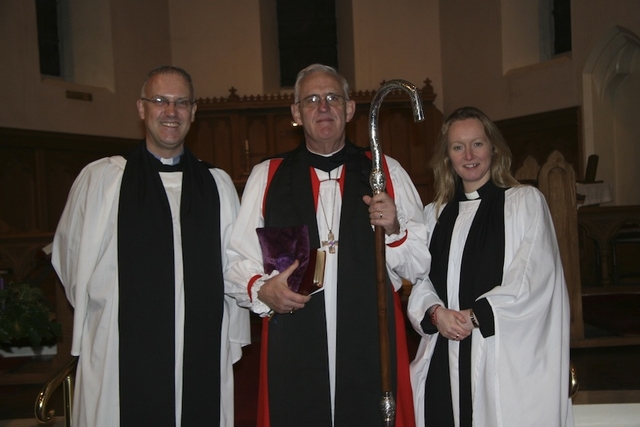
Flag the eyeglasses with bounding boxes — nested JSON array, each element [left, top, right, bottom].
[[140, 97, 194, 110], [296, 93, 346, 108]]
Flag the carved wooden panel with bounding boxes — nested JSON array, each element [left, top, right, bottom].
[[0, 128, 138, 236], [0, 148, 37, 232], [245, 115, 271, 168], [348, 110, 369, 148], [272, 114, 303, 155], [496, 107, 583, 180], [189, 80, 442, 204], [0, 127, 137, 386], [578, 205, 640, 288]]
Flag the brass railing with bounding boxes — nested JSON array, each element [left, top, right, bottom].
[[35, 356, 78, 426], [570, 361, 579, 398]]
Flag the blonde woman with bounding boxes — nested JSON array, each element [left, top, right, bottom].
[[408, 106, 574, 427]]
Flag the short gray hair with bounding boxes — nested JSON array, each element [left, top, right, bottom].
[[140, 65, 195, 101], [293, 64, 350, 102]]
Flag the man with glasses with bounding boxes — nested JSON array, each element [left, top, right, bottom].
[[52, 65, 250, 427], [225, 64, 429, 426]]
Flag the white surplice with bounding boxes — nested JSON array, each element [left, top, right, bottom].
[[52, 155, 250, 427], [225, 154, 429, 422], [407, 185, 575, 427]]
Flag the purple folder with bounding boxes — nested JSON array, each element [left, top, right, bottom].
[[256, 225, 324, 296]]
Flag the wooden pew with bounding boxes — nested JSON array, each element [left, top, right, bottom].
[[537, 150, 584, 341], [536, 151, 640, 347]]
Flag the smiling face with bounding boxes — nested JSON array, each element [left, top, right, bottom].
[[447, 118, 494, 192], [136, 72, 197, 158], [290, 71, 355, 154]]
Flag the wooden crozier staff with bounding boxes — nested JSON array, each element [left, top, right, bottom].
[[368, 80, 424, 427]]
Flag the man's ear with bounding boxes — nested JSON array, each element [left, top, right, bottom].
[[345, 99, 356, 122], [290, 104, 303, 126], [136, 99, 145, 120], [190, 103, 197, 122]]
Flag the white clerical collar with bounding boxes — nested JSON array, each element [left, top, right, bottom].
[[465, 190, 480, 200], [308, 145, 345, 157], [149, 149, 184, 166]]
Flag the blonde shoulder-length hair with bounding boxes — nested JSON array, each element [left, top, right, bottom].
[[430, 106, 520, 214]]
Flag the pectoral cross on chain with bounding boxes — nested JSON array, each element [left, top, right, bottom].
[[322, 232, 338, 254]]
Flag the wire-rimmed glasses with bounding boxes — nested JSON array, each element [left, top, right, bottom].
[[140, 97, 194, 110], [296, 93, 346, 108]]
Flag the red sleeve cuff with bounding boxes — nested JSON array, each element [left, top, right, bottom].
[[247, 275, 261, 302], [386, 230, 408, 248]]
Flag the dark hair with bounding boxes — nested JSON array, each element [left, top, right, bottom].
[[430, 106, 520, 211], [140, 65, 195, 101]]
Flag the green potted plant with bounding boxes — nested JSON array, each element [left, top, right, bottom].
[[0, 279, 62, 349]]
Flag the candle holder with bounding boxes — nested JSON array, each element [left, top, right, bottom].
[[244, 139, 251, 174]]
